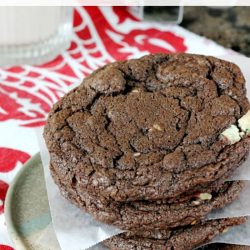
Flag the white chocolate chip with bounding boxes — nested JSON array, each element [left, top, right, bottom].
[[133, 152, 141, 157], [131, 88, 140, 93], [222, 227, 229, 234], [153, 124, 163, 131], [156, 231, 163, 239], [199, 193, 212, 200], [192, 200, 200, 206], [221, 125, 241, 145], [238, 110, 250, 134], [108, 110, 113, 118], [220, 109, 250, 145]]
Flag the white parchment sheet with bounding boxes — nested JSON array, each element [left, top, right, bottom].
[[37, 53, 250, 250]]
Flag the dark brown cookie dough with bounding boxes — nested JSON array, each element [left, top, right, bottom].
[[44, 53, 250, 203], [103, 217, 246, 250]]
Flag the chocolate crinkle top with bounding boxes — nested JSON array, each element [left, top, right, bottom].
[[44, 53, 250, 202]]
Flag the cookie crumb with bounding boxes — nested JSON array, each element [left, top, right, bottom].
[[131, 88, 140, 93], [92, 179, 98, 186], [107, 110, 114, 118], [153, 124, 163, 131], [191, 220, 197, 225], [133, 152, 141, 157], [192, 200, 201, 206]]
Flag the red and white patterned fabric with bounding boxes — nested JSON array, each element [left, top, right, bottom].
[[0, 6, 230, 249]]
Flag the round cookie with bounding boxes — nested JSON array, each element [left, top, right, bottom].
[[52, 161, 244, 231], [44, 53, 250, 202], [220, 245, 250, 250], [199, 244, 250, 250], [103, 217, 246, 250]]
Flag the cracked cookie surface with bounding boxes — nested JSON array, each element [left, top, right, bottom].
[[44, 53, 250, 202]]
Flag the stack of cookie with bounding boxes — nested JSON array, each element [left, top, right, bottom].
[[44, 53, 250, 250]]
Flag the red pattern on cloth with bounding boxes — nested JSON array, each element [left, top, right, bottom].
[[0, 245, 14, 250], [0, 148, 30, 173], [0, 181, 9, 214]]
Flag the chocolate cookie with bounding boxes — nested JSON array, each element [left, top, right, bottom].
[[52, 161, 244, 230], [103, 217, 246, 250], [199, 243, 250, 250], [44, 53, 250, 202], [220, 245, 250, 250]]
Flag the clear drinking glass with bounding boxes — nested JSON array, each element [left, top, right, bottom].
[[0, 6, 73, 66]]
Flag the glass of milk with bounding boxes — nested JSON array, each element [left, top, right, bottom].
[[0, 6, 73, 66]]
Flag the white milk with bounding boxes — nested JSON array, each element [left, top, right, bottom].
[[0, 6, 73, 66], [0, 7, 62, 45]]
